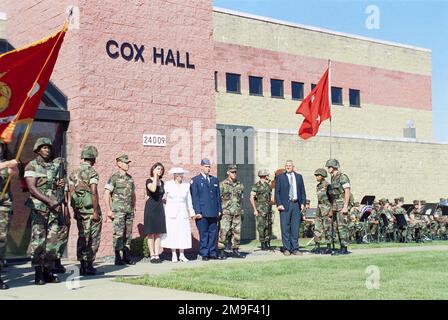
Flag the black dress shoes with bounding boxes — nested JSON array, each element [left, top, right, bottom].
[[201, 256, 210, 261]]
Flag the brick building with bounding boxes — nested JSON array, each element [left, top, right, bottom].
[[0, 1, 446, 259]]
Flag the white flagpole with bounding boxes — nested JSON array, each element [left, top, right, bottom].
[[328, 59, 332, 159]]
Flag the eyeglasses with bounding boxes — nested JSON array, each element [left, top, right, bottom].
[[229, 171, 237, 173]]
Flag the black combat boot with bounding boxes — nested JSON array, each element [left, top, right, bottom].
[[53, 258, 66, 274], [232, 249, 245, 259], [217, 249, 227, 260], [339, 246, 350, 255], [310, 242, 320, 254], [123, 248, 136, 265], [266, 241, 272, 250], [43, 267, 60, 283], [86, 261, 97, 275], [324, 244, 332, 254], [115, 251, 125, 265], [80, 260, 87, 275], [0, 274, 9, 290], [260, 242, 267, 251], [34, 266, 46, 285]]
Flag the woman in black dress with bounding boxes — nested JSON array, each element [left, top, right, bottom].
[[144, 162, 166, 263]]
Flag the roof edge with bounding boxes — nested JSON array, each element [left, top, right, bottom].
[[213, 7, 431, 53]]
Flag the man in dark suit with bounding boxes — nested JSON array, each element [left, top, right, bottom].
[[190, 158, 225, 261], [275, 160, 306, 255]]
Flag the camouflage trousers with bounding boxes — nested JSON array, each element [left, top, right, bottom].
[[335, 211, 350, 247], [0, 209, 12, 266], [29, 210, 59, 268], [218, 213, 242, 250], [113, 211, 134, 251], [56, 223, 69, 259], [314, 207, 332, 245], [256, 211, 272, 243], [75, 211, 102, 262]]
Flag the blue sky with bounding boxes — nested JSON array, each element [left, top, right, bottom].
[[213, 0, 448, 142]]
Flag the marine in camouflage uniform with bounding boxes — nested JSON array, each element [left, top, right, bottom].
[[350, 202, 364, 244], [24, 137, 63, 285], [249, 169, 272, 250], [408, 200, 422, 242], [368, 202, 380, 241], [0, 142, 18, 290], [326, 159, 353, 254], [394, 197, 408, 242], [104, 154, 136, 265], [312, 168, 332, 254], [218, 164, 245, 259], [69, 146, 102, 275]]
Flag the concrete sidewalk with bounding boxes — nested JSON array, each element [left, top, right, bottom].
[[1, 245, 447, 300]]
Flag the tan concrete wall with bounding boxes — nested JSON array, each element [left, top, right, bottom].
[[216, 92, 433, 141], [0, 14, 5, 38], [213, 10, 431, 76]]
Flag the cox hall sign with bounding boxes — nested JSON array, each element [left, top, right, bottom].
[[106, 40, 195, 69]]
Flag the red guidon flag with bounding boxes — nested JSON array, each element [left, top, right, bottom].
[[295, 67, 331, 140], [0, 25, 67, 142]]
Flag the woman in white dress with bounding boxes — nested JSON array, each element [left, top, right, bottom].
[[161, 167, 195, 262]]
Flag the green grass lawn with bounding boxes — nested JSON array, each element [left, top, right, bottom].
[[240, 238, 448, 251], [118, 251, 448, 299]]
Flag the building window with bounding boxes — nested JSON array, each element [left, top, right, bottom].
[[271, 79, 284, 98], [349, 89, 361, 107], [249, 76, 263, 96], [226, 73, 241, 94], [291, 81, 304, 100], [311, 83, 316, 91], [214, 71, 218, 92], [331, 87, 343, 105]]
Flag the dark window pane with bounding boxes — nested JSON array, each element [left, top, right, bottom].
[[291, 81, 304, 100], [249, 76, 263, 95], [311, 83, 316, 91], [349, 89, 361, 107], [271, 79, 284, 98], [331, 87, 343, 105], [226, 73, 241, 93], [214, 71, 218, 92]]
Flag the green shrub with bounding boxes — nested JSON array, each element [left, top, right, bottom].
[[130, 236, 150, 257]]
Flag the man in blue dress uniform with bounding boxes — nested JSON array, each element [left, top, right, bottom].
[[190, 158, 224, 261]]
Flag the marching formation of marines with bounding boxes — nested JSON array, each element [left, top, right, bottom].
[[0, 139, 447, 290]]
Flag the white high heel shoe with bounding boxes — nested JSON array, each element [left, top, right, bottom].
[[179, 256, 189, 262]]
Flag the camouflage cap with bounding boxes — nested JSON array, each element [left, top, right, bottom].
[[306, 199, 310, 205], [379, 198, 388, 204], [413, 200, 419, 205], [314, 168, 327, 178], [227, 164, 237, 172], [33, 137, 53, 153], [420, 200, 426, 205], [398, 197, 404, 202], [354, 202, 360, 206], [116, 154, 131, 163], [258, 169, 270, 177], [440, 198, 447, 202], [81, 146, 98, 159]]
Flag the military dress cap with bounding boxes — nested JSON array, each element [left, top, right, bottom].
[[81, 145, 98, 159], [227, 164, 237, 172], [201, 158, 211, 165], [258, 169, 270, 177], [325, 159, 340, 169], [116, 154, 131, 163], [33, 137, 53, 152], [314, 168, 327, 177]]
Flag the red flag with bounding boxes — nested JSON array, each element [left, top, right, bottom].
[[296, 68, 331, 140], [0, 25, 67, 142]]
